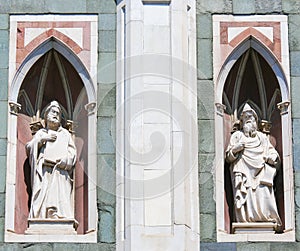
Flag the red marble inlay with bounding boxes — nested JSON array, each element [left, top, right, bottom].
[[82, 23, 91, 51], [16, 21, 91, 66], [24, 29, 82, 55], [220, 21, 281, 62]]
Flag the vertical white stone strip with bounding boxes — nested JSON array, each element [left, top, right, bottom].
[[85, 102, 98, 236], [278, 101, 294, 232], [5, 16, 19, 234], [116, 0, 199, 250], [88, 17, 98, 238], [171, 0, 187, 229], [116, 2, 126, 250], [214, 103, 226, 234], [5, 106, 19, 233], [143, 2, 172, 229], [186, 1, 199, 246], [124, 1, 145, 250]]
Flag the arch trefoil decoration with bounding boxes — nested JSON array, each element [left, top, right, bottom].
[[213, 15, 294, 242], [5, 15, 98, 243]]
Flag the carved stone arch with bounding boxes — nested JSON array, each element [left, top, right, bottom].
[[215, 36, 294, 241], [10, 37, 96, 105], [216, 36, 289, 105]]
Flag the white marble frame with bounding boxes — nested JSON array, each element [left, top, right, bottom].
[[213, 16, 295, 242], [5, 15, 98, 243]]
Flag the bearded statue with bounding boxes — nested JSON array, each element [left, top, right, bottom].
[[26, 101, 77, 220], [225, 103, 282, 229]]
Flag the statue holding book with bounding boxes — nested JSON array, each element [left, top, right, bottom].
[[26, 101, 77, 220], [225, 103, 282, 229]]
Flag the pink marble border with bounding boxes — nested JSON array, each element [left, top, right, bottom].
[[220, 21, 281, 62], [16, 21, 91, 70]]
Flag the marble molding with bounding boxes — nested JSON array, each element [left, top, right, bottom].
[[25, 219, 78, 235], [232, 222, 278, 234]]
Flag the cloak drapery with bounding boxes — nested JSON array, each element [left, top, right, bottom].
[[26, 126, 76, 219], [226, 130, 282, 227]]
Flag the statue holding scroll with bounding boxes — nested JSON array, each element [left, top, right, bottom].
[[26, 101, 76, 220], [225, 103, 282, 228]]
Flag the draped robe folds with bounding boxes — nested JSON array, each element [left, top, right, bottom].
[[226, 130, 282, 227], [26, 127, 76, 219]]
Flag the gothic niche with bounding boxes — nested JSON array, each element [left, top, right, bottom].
[[15, 49, 89, 234], [223, 48, 284, 234]]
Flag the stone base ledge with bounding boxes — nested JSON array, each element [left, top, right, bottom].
[[5, 231, 97, 243], [217, 230, 295, 242], [232, 222, 278, 234], [25, 219, 78, 235]]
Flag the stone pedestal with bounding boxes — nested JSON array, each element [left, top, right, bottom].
[[25, 219, 78, 235], [232, 222, 278, 234]]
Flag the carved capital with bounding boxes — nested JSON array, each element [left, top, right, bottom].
[[9, 102, 21, 115], [85, 102, 97, 116], [260, 120, 272, 134], [66, 120, 76, 135], [277, 101, 290, 115], [215, 103, 226, 117], [29, 120, 44, 135]]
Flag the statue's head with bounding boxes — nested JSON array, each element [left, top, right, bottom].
[[240, 103, 258, 136], [44, 101, 62, 128]]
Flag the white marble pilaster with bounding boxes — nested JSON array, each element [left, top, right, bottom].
[[116, 0, 199, 250]]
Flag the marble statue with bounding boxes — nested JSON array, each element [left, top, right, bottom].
[[225, 103, 282, 227], [26, 101, 77, 220]]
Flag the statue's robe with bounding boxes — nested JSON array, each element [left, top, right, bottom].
[[226, 130, 282, 226], [26, 126, 76, 219]]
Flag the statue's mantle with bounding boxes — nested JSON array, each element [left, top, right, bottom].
[[232, 222, 278, 234], [25, 219, 78, 235]]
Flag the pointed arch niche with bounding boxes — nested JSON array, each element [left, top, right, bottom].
[[5, 15, 98, 243], [213, 15, 294, 242]]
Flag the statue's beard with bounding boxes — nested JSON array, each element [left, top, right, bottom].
[[243, 121, 257, 137], [47, 117, 60, 130]]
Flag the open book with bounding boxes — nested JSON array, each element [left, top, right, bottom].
[[43, 129, 69, 166]]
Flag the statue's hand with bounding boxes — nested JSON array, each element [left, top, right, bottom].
[[56, 156, 73, 171], [40, 133, 57, 144], [264, 155, 277, 166], [232, 143, 244, 155]]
